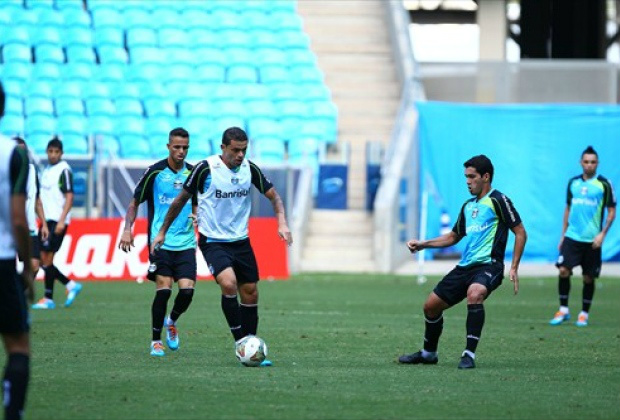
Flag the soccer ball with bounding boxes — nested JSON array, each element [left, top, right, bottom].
[[235, 335, 268, 367]]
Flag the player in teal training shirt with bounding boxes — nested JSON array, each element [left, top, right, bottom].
[[550, 146, 616, 327], [398, 155, 527, 369]]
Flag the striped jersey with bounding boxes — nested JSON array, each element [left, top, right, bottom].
[[564, 175, 616, 243]]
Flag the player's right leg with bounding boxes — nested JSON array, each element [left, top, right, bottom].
[[150, 275, 173, 356], [33, 250, 55, 309], [165, 250, 197, 351], [550, 265, 572, 325]]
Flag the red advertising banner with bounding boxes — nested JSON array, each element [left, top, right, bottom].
[[41, 218, 289, 281]]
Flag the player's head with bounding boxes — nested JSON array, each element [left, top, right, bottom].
[[220, 127, 248, 169], [14, 136, 27, 151], [463, 154, 493, 196], [167, 127, 190, 166], [46, 136, 63, 164], [580, 145, 598, 177], [0, 81, 5, 119]]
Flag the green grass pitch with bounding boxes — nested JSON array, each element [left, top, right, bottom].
[[5, 274, 620, 420]]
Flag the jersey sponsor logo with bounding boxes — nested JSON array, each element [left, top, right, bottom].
[[571, 197, 598, 206], [159, 194, 175, 205], [501, 194, 516, 222], [466, 222, 491, 234], [215, 188, 250, 199]]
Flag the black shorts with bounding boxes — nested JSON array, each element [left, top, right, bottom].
[[147, 248, 197, 282], [198, 235, 259, 284], [434, 262, 504, 307], [0, 259, 30, 334], [556, 237, 601, 277], [17, 234, 40, 262], [40, 220, 67, 253]]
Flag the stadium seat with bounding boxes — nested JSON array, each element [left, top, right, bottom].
[[130, 47, 164, 64], [218, 29, 251, 49], [272, 11, 304, 31], [96, 134, 120, 155], [166, 82, 209, 102], [114, 99, 144, 117], [94, 27, 124, 48], [143, 99, 177, 119], [249, 31, 281, 50], [3, 97, 23, 117], [161, 64, 194, 84], [2, 44, 32, 63], [53, 80, 82, 99], [1, 63, 32, 83], [211, 84, 242, 102], [62, 62, 93, 81], [126, 63, 162, 83], [61, 8, 92, 28], [163, 47, 196, 66], [188, 136, 212, 159], [55, 97, 85, 116], [146, 118, 175, 139], [278, 30, 311, 49], [158, 28, 189, 49], [213, 99, 246, 119], [25, 0, 54, 9], [211, 9, 239, 30], [288, 137, 321, 160], [271, 0, 297, 13], [193, 47, 227, 66], [259, 65, 291, 85], [57, 115, 87, 136], [55, 0, 84, 11], [87, 0, 120, 12], [35, 45, 65, 64], [85, 98, 115, 117], [64, 27, 94, 47], [186, 28, 218, 48], [288, 49, 317, 66], [290, 65, 324, 84], [26, 115, 56, 137], [245, 100, 278, 119], [269, 83, 297, 102], [227, 65, 258, 84], [66, 46, 97, 64], [96, 63, 125, 83], [241, 83, 270, 101], [1, 27, 30, 45], [195, 64, 226, 84], [225, 47, 255, 67], [0, 115, 25, 137], [82, 81, 110, 100], [239, 0, 271, 13], [123, 9, 153, 30], [247, 117, 281, 139], [180, 117, 213, 138], [213, 116, 245, 136], [27, 134, 53, 155], [0, 80, 24, 98], [33, 26, 62, 46], [37, 10, 65, 30], [182, 10, 214, 31], [151, 9, 180, 30], [97, 46, 129, 64], [119, 134, 152, 159], [24, 97, 54, 116], [88, 115, 115, 136], [137, 82, 168, 100], [177, 99, 216, 119], [126, 28, 157, 49], [296, 84, 332, 101], [61, 134, 88, 155], [91, 8, 122, 29], [25, 80, 54, 99], [254, 138, 286, 162], [111, 82, 140, 101], [240, 10, 271, 29]]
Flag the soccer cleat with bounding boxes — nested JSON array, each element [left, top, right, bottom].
[[458, 353, 476, 369], [575, 313, 589, 327], [32, 298, 55, 309], [259, 359, 273, 367], [166, 322, 179, 351], [65, 282, 83, 307], [549, 311, 570, 325], [398, 351, 438, 365], [150, 341, 165, 357]]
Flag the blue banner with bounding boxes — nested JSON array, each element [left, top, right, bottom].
[[417, 101, 620, 262]]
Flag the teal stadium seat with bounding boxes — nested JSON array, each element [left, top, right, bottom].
[[55, 97, 85, 116], [25, 80, 54, 98], [241, 83, 270, 101], [24, 98, 54, 117], [2, 63, 32, 83], [187, 28, 219, 49], [240, 0, 272, 13], [194, 47, 227, 66], [1, 27, 30, 45], [178, 99, 216, 119], [254, 138, 286, 164], [250, 31, 281, 50], [213, 99, 246, 119], [290, 65, 324, 84], [278, 30, 311, 49], [247, 117, 282, 140], [188, 136, 212, 159], [245, 100, 278, 119], [296, 83, 332, 101], [35, 45, 65, 64], [151, 9, 180, 30], [97, 46, 128, 64], [82, 82, 110, 100], [269, 83, 297, 102], [240, 10, 271, 30], [126, 28, 157, 49], [114, 98, 143, 117], [213, 116, 245, 137], [123, 9, 153, 30], [36, 10, 64, 28], [218, 29, 251, 49], [272, 10, 303, 31], [66, 46, 97, 64], [255, 48, 287, 67], [137, 82, 168, 100], [60, 8, 91, 28], [96, 63, 125, 83], [288, 49, 317, 66], [26, 115, 56, 138], [87, 0, 122, 13], [183, 11, 214, 31], [227, 65, 258, 84], [57, 115, 87, 136], [143, 99, 177, 119], [2, 44, 32, 63], [146, 118, 176, 139], [94, 27, 124, 48], [126, 63, 161, 83], [115, 117, 145, 137], [61, 134, 88, 155], [162, 64, 194, 84], [130, 47, 164, 65], [33, 26, 62, 46], [85, 98, 115, 117], [288, 137, 321, 160], [28, 134, 54, 155], [259, 65, 291, 85], [53, 80, 82, 100], [91, 8, 122, 29], [164, 48, 195, 66], [195, 64, 226, 84], [119, 134, 151, 159], [181, 117, 213, 138], [25, 0, 54, 9], [225, 47, 255, 67], [55, 0, 85, 11], [158, 28, 189, 49], [96, 135, 121, 155], [111, 82, 140, 101], [0, 115, 25, 137], [0, 80, 24, 98], [211, 9, 239, 30], [64, 62, 94, 81], [88, 115, 115, 137], [4, 97, 24, 117], [64, 27, 94, 47]]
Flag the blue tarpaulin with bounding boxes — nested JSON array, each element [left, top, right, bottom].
[[417, 101, 620, 262]]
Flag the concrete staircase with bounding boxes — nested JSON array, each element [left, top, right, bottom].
[[296, 0, 401, 272]]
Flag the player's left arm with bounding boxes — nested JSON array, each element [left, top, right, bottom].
[[509, 223, 527, 295], [34, 168, 49, 240], [249, 160, 292, 245], [593, 180, 616, 249], [56, 168, 73, 234]]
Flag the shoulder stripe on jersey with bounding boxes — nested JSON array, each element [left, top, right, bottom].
[[13, 147, 29, 194], [138, 170, 162, 203], [249, 161, 265, 193]]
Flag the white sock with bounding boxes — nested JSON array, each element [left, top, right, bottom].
[[462, 350, 476, 359], [165, 316, 174, 326], [151, 340, 162, 346], [421, 349, 437, 359], [66, 280, 77, 290], [559, 306, 569, 314], [578, 311, 588, 318]]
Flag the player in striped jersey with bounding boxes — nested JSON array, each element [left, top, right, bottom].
[[550, 146, 616, 327], [151, 127, 293, 366]]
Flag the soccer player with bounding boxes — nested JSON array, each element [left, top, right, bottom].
[[399, 155, 527, 369], [32, 137, 82, 309], [14, 138, 49, 290], [549, 146, 616, 327], [1, 81, 34, 420], [151, 127, 293, 366], [118, 128, 198, 357]]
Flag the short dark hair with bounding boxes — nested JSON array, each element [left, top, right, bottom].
[[464, 154, 494, 182], [582, 145, 598, 157], [169, 127, 189, 140], [0, 81, 5, 118], [222, 127, 248, 146], [13, 136, 26, 146], [47, 136, 63, 152]]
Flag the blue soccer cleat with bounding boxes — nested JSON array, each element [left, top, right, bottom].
[[575, 313, 589, 327], [166, 320, 179, 351], [259, 359, 273, 367], [549, 311, 570, 325], [150, 341, 165, 357], [32, 298, 55, 309], [65, 282, 83, 307]]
